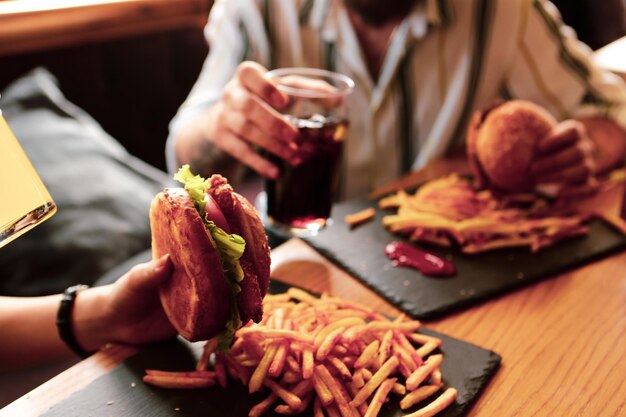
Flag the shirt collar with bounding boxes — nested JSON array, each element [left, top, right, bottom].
[[425, 0, 453, 27], [304, 0, 453, 38]]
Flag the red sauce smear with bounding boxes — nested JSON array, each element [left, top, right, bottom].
[[385, 241, 456, 277]]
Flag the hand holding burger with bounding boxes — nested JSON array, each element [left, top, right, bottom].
[[468, 100, 599, 194], [531, 119, 596, 187]]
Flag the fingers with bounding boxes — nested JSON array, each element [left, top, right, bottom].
[[532, 144, 585, 175], [221, 109, 298, 162], [125, 254, 173, 292], [207, 61, 309, 177], [533, 120, 596, 185], [223, 85, 298, 144], [536, 120, 584, 154], [237, 61, 288, 109], [536, 162, 594, 184], [557, 178, 599, 199], [214, 129, 280, 179], [278, 75, 344, 108]]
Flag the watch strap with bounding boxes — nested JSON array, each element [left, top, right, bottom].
[[56, 284, 92, 358]]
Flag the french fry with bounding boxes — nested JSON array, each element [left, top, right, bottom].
[[264, 379, 302, 411], [249, 345, 278, 393], [354, 340, 380, 369], [408, 333, 442, 347], [393, 342, 419, 373], [359, 368, 373, 382], [400, 384, 442, 410], [143, 374, 215, 389], [249, 393, 278, 417], [290, 378, 315, 398], [332, 345, 349, 356], [397, 357, 415, 379], [313, 398, 325, 417], [145, 369, 216, 379], [392, 382, 406, 395], [316, 327, 345, 361], [431, 368, 442, 386], [352, 370, 365, 389], [403, 387, 458, 417], [395, 332, 424, 366], [364, 321, 421, 334], [275, 392, 314, 414], [345, 207, 376, 227], [377, 330, 394, 365], [238, 328, 314, 345], [314, 318, 365, 349], [346, 379, 369, 416], [406, 354, 443, 391], [324, 404, 342, 417], [364, 378, 397, 417], [303, 347, 315, 380], [196, 337, 218, 371], [351, 356, 399, 407], [283, 370, 301, 384], [315, 365, 359, 417], [312, 371, 335, 406], [224, 354, 251, 384], [416, 341, 440, 359], [327, 356, 353, 381], [286, 354, 301, 374], [286, 287, 319, 304], [269, 341, 290, 377]]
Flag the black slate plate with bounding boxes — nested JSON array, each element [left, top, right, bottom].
[[42, 281, 501, 417], [303, 199, 626, 320]]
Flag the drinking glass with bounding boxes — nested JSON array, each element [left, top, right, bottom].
[[264, 68, 354, 236], [0, 110, 56, 248]]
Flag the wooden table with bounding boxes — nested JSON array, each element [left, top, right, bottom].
[[2, 167, 626, 417], [3, 238, 625, 417]]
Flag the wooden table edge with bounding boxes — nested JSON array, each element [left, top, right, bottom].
[[0, 344, 136, 417]]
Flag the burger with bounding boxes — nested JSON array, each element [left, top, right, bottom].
[[467, 99, 557, 193], [149, 165, 270, 347]]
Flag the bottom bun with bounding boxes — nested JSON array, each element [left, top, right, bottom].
[[150, 188, 231, 342]]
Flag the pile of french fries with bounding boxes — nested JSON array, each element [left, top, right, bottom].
[[380, 174, 590, 253], [144, 288, 458, 417]]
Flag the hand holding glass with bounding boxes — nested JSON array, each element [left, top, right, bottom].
[[264, 68, 354, 236]]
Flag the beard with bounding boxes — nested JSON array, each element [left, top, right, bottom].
[[344, 0, 422, 27]]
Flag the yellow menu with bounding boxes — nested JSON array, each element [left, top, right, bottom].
[[0, 112, 56, 248]]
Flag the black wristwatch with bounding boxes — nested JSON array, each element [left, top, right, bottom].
[[56, 284, 92, 358]]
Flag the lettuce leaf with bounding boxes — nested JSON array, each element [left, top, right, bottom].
[[174, 165, 246, 351], [174, 164, 208, 214], [205, 221, 245, 282]]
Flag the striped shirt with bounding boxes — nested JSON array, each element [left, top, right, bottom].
[[167, 0, 626, 199]]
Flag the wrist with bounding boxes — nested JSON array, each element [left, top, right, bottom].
[[175, 107, 219, 169], [71, 285, 112, 353]]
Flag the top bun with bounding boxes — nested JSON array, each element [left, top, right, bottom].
[[467, 100, 557, 193], [206, 174, 271, 325]]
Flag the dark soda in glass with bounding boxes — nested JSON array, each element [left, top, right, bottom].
[[266, 113, 348, 233]]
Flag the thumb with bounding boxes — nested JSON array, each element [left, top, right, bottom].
[[125, 254, 172, 291]]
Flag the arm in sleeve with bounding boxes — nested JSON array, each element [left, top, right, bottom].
[[165, 0, 270, 177], [505, 0, 626, 171]]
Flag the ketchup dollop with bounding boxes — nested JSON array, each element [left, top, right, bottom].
[[385, 241, 456, 277]]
